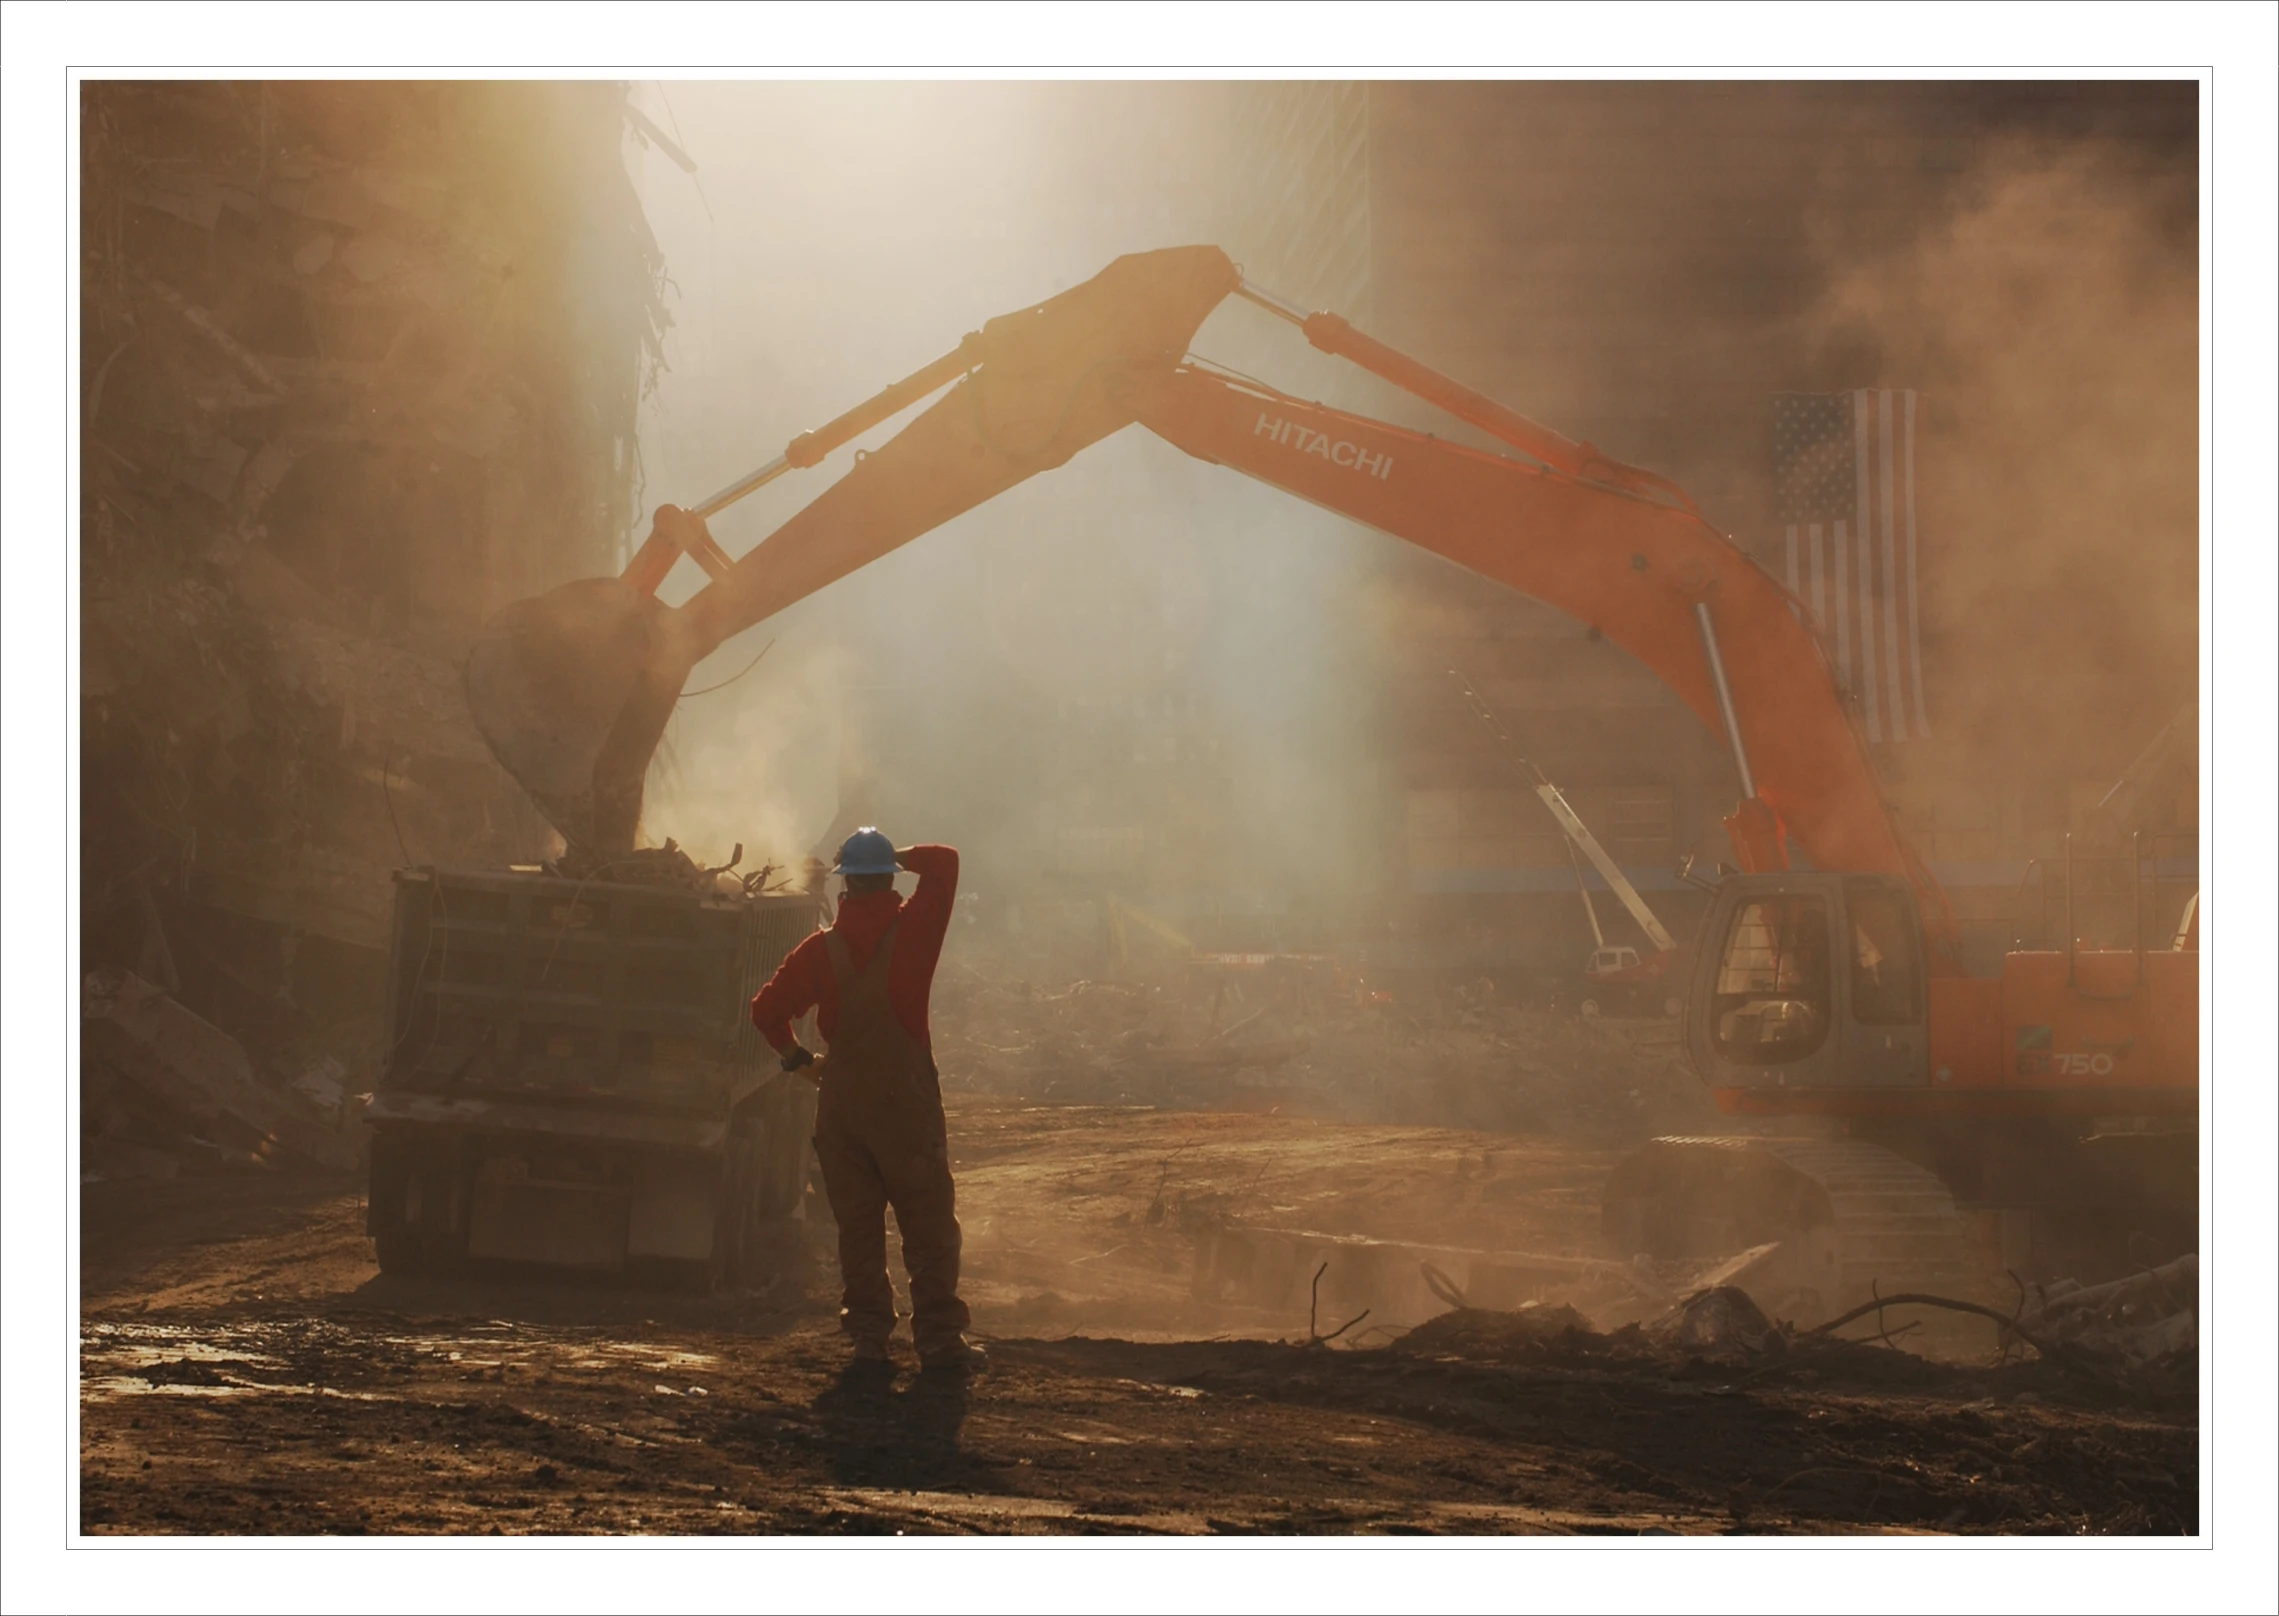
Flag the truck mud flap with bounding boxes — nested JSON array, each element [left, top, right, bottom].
[[467, 1174, 631, 1271]]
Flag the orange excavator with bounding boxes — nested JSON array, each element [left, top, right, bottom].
[[465, 245, 2197, 1311]]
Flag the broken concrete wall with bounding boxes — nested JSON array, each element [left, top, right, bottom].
[[83, 969, 358, 1176], [80, 80, 668, 1074]]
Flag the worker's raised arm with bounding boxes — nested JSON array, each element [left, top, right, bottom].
[[896, 842, 959, 924]]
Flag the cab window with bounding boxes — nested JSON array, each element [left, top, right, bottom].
[[1844, 880, 1923, 1025], [1710, 895, 1831, 1064]]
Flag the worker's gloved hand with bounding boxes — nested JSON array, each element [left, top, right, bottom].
[[779, 1044, 816, 1077]]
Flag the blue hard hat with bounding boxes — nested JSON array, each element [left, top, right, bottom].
[[832, 827, 898, 876]]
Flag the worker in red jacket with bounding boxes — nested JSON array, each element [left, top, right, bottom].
[[750, 829, 982, 1373]]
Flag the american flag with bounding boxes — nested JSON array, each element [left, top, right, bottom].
[[1772, 390, 1929, 743]]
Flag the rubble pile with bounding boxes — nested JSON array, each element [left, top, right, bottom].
[[1393, 1288, 1789, 1371], [930, 959, 1714, 1136], [82, 969, 363, 1179], [2021, 1255, 2197, 1368], [80, 81, 668, 1081], [1390, 1278, 2196, 1403]]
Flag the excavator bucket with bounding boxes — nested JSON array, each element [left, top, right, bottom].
[[462, 246, 1245, 855], [464, 577, 696, 855]]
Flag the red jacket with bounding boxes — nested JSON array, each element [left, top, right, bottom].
[[749, 844, 958, 1053]]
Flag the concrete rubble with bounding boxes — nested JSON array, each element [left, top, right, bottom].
[[2021, 1255, 2198, 1367], [81, 969, 361, 1177]]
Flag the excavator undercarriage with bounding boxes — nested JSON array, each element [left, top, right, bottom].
[[1605, 1135, 1981, 1320], [1605, 1121, 2197, 1324]]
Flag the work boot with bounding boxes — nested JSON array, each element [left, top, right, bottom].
[[849, 1335, 893, 1364], [918, 1335, 988, 1376]]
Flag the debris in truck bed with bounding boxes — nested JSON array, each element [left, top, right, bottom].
[[540, 837, 794, 896]]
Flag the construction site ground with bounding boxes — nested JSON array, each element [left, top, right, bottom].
[[79, 1094, 2195, 1536]]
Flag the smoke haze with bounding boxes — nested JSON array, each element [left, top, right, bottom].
[[625, 83, 1381, 908], [1801, 140, 2198, 786], [617, 84, 2198, 939]]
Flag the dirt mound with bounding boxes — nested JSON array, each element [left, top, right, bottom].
[[1392, 1303, 1601, 1360]]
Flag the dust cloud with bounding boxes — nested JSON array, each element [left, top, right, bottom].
[[1800, 140, 2199, 787], [622, 83, 1384, 908], [619, 86, 2198, 916]]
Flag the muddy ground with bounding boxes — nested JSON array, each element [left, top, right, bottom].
[[79, 1097, 2196, 1536]]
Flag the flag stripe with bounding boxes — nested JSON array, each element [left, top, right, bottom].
[[1903, 390, 1929, 734], [1852, 391, 1880, 742], [1878, 390, 1907, 743], [1832, 516, 1851, 699]]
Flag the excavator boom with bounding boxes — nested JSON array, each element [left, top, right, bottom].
[[466, 243, 1956, 965], [1119, 363, 1955, 960]]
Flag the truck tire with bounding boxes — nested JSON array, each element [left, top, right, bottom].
[[368, 1132, 434, 1276]]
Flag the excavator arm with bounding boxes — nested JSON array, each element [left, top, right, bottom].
[[465, 244, 1960, 967], [1122, 362, 1958, 964]]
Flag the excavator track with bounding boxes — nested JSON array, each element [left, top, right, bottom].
[[1604, 1135, 1986, 1322]]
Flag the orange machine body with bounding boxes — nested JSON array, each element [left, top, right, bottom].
[[1708, 948, 2196, 1119]]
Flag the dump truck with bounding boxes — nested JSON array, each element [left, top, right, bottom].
[[365, 863, 820, 1287]]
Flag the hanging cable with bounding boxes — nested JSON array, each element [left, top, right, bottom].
[[678, 637, 776, 699]]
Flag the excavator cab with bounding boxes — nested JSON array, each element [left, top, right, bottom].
[[1683, 871, 1928, 1096]]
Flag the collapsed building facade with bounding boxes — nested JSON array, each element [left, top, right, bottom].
[[80, 81, 667, 1080]]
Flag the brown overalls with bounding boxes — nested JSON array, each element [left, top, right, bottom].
[[810, 919, 970, 1354]]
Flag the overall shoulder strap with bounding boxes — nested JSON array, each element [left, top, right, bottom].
[[822, 928, 856, 985], [857, 918, 902, 990]]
